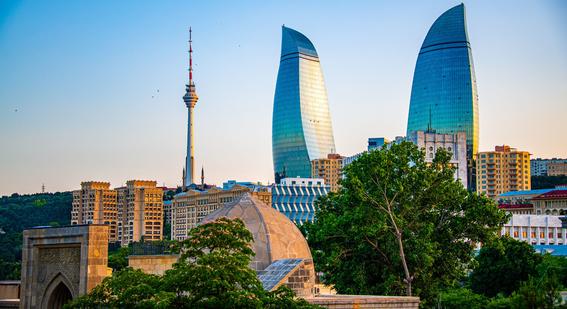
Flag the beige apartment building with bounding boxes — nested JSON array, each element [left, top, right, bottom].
[[72, 180, 163, 245], [548, 162, 567, 176], [71, 182, 119, 242], [171, 185, 271, 240], [476, 145, 531, 199], [311, 154, 344, 193], [119, 180, 163, 244]]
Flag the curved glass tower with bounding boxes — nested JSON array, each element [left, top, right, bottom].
[[406, 3, 479, 189], [272, 26, 336, 182]]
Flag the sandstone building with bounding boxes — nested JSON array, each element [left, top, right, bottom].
[[72, 180, 163, 245], [476, 145, 531, 199], [71, 182, 118, 242], [311, 154, 344, 193]]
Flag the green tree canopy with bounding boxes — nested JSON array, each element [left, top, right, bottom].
[[66, 218, 318, 308], [470, 237, 542, 297], [304, 141, 508, 306], [0, 192, 71, 280]]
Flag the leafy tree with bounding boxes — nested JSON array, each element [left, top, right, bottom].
[[0, 192, 72, 279], [67, 218, 319, 308], [531, 175, 567, 190], [438, 288, 487, 309], [108, 246, 130, 272], [304, 142, 508, 305], [470, 237, 542, 297]]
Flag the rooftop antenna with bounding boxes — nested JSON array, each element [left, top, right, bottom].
[[189, 27, 193, 84], [427, 106, 435, 133]]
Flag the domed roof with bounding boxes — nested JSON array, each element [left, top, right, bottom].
[[200, 193, 313, 271]]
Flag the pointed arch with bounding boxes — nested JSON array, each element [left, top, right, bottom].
[[41, 273, 76, 309]]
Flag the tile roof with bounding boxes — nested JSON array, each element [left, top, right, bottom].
[[532, 190, 567, 200]]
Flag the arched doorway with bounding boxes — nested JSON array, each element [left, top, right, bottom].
[[46, 282, 72, 309]]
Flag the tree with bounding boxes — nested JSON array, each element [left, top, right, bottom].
[[470, 237, 542, 297], [67, 218, 319, 308], [531, 175, 567, 190], [108, 246, 130, 272], [304, 142, 508, 306], [0, 192, 72, 280], [438, 288, 487, 309]]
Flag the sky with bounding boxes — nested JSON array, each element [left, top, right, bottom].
[[0, 1, 566, 195]]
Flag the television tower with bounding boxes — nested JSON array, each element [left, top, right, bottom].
[[183, 27, 199, 189]]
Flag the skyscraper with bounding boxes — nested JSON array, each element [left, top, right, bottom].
[[406, 4, 479, 189], [183, 28, 199, 189], [272, 26, 336, 182]]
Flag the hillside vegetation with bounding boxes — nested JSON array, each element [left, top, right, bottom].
[[0, 192, 72, 279]]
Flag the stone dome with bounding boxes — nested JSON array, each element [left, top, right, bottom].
[[200, 193, 313, 271]]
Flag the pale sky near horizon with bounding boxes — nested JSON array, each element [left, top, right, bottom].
[[1, 1, 566, 195]]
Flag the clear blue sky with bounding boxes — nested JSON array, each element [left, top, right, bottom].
[[1, 0, 566, 195]]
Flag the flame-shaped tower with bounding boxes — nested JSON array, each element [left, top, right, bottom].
[[183, 27, 199, 188]]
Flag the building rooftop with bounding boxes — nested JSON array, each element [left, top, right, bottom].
[[498, 189, 553, 197], [533, 245, 567, 256], [201, 193, 312, 272], [532, 190, 567, 200], [498, 204, 533, 209]]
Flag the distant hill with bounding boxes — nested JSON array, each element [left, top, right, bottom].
[[0, 191, 72, 280]]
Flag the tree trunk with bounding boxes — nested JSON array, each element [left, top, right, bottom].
[[396, 231, 413, 296]]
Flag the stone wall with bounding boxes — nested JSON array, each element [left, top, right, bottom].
[[128, 255, 179, 275], [0, 281, 20, 300], [305, 295, 420, 309], [20, 225, 112, 308]]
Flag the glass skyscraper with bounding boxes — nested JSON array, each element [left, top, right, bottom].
[[406, 4, 479, 189], [272, 26, 336, 182]]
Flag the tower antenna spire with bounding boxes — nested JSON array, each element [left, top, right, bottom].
[[189, 27, 193, 83], [183, 26, 199, 189]]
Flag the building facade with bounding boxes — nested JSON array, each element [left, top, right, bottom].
[[476, 145, 531, 199], [171, 185, 271, 240], [407, 131, 468, 188], [501, 215, 566, 246], [532, 190, 567, 215], [548, 162, 567, 176], [496, 189, 554, 215], [71, 182, 118, 242], [406, 4, 479, 190], [272, 26, 336, 182], [311, 154, 344, 192], [272, 177, 330, 225], [368, 138, 390, 151], [120, 180, 163, 244], [531, 158, 567, 176], [72, 180, 163, 245]]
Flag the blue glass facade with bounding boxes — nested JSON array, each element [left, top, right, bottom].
[[271, 178, 330, 224], [406, 4, 479, 188], [272, 26, 336, 181]]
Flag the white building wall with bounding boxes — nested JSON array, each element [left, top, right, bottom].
[[501, 215, 566, 245]]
